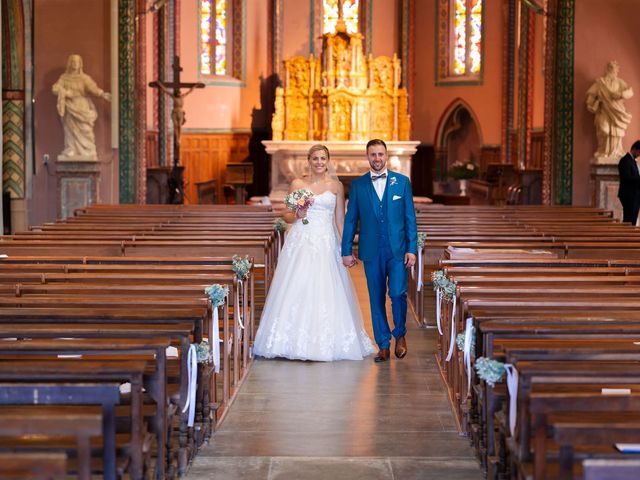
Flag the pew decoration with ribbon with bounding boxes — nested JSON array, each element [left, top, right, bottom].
[[431, 270, 457, 356], [475, 357, 519, 435], [273, 218, 288, 253], [204, 283, 229, 374], [231, 255, 252, 332], [414, 232, 427, 292], [195, 341, 211, 364], [457, 318, 476, 396]]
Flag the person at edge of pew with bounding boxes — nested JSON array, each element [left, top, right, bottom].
[[617, 139, 640, 224], [252, 144, 375, 361], [341, 139, 418, 363]]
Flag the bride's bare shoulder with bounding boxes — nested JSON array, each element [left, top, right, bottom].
[[329, 178, 344, 194], [289, 178, 307, 191]]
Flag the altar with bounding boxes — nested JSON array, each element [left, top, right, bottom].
[[264, 140, 419, 199], [264, 5, 418, 200]]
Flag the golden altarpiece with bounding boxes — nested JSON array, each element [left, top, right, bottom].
[[264, 17, 418, 198]]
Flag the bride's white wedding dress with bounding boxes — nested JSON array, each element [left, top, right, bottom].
[[253, 190, 374, 361]]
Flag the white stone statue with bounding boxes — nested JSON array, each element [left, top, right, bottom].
[[52, 54, 111, 160], [586, 60, 633, 162]]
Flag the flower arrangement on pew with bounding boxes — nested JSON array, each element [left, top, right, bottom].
[[200, 283, 229, 364], [474, 357, 505, 387], [431, 270, 456, 301], [232, 254, 252, 281], [195, 341, 211, 364], [273, 217, 287, 233], [417, 232, 427, 249], [456, 328, 475, 358], [205, 283, 229, 307]]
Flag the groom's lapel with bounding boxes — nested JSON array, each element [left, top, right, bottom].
[[385, 171, 397, 214]]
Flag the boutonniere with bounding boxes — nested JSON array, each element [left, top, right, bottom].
[[390, 176, 397, 186]]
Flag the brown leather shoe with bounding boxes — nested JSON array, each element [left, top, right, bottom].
[[395, 336, 407, 359], [374, 348, 390, 363]]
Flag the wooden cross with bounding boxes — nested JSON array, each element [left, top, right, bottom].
[[149, 55, 204, 203]]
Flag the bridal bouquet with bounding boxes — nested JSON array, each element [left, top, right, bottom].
[[284, 189, 315, 225]]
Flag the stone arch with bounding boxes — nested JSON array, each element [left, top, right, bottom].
[[434, 98, 483, 179]]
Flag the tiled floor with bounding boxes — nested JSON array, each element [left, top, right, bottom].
[[187, 264, 481, 479]]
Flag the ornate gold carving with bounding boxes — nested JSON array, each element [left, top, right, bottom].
[[272, 23, 411, 142]]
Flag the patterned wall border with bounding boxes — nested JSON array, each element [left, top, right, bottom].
[[136, 0, 147, 204], [119, 0, 137, 203], [2, 0, 24, 90], [500, 0, 516, 164], [552, 0, 573, 205], [2, 99, 24, 198]]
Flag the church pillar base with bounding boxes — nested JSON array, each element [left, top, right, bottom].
[[56, 159, 101, 219]]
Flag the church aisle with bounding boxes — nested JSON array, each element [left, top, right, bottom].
[[187, 264, 481, 479]]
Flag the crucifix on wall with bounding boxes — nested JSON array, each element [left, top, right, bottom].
[[149, 55, 204, 203]]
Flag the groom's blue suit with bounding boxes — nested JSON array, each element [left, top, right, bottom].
[[341, 170, 418, 349]]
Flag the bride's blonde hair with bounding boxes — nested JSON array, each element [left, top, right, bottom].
[[307, 144, 330, 161]]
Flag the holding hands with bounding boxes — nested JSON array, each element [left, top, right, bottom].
[[342, 254, 358, 268]]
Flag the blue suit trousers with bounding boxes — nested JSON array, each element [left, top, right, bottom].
[[363, 238, 408, 349]]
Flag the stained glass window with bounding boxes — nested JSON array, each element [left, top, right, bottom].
[[200, 1, 213, 75], [200, 0, 228, 76], [323, 0, 359, 34], [450, 0, 482, 77], [215, 0, 227, 75]]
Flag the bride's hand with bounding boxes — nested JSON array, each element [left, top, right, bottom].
[[342, 255, 357, 268]]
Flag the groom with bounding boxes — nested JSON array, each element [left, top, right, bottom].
[[342, 139, 418, 363]]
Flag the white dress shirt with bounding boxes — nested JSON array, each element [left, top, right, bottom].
[[370, 168, 388, 201]]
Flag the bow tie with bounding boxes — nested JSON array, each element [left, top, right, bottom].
[[371, 173, 387, 182]]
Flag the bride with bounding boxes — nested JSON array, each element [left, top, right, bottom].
[[253, 144, 374, 361]]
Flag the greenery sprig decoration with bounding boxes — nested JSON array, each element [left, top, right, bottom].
[[431, 270, 456, 301], [474, 357, 505, 387], [232, 254, 252, 281], [456, 327, 475, 357], [195, 341, 211, 364], [417, 232, 427, 249], [204, 284, 228, 308], [273, 218, 287, 233]]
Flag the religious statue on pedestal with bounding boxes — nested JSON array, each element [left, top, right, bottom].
[[52, 54, 111, 161], [586, 60, 634, 162]]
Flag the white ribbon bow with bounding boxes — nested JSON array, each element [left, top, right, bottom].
[[182, 344, 198, 427], [504, 364, 519, 436], [436, 289, 443, 335], [463, 317, 474, 394], [445, 293, 457, 362], [417, 248, 424, 292], [236, 280, 245, 330], [212, 306, 221, 374]]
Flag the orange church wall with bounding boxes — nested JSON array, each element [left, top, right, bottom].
[[412, 0, 503, 148], [30, 0, 114, 225], [573, 0, 640, 206], [371, 0, 398, 58], [282, 0, 312, 59]]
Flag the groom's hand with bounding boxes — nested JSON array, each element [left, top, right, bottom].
[[404, 253, 417, 268], [342, 255, 357, 268]]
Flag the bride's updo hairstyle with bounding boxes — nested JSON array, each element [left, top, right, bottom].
[[307, 144, 330, 161]]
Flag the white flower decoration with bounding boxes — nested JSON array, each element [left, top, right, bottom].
[[390, 176, 397, 186]]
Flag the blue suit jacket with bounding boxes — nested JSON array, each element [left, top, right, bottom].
[[341, 171, 418, 262]]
